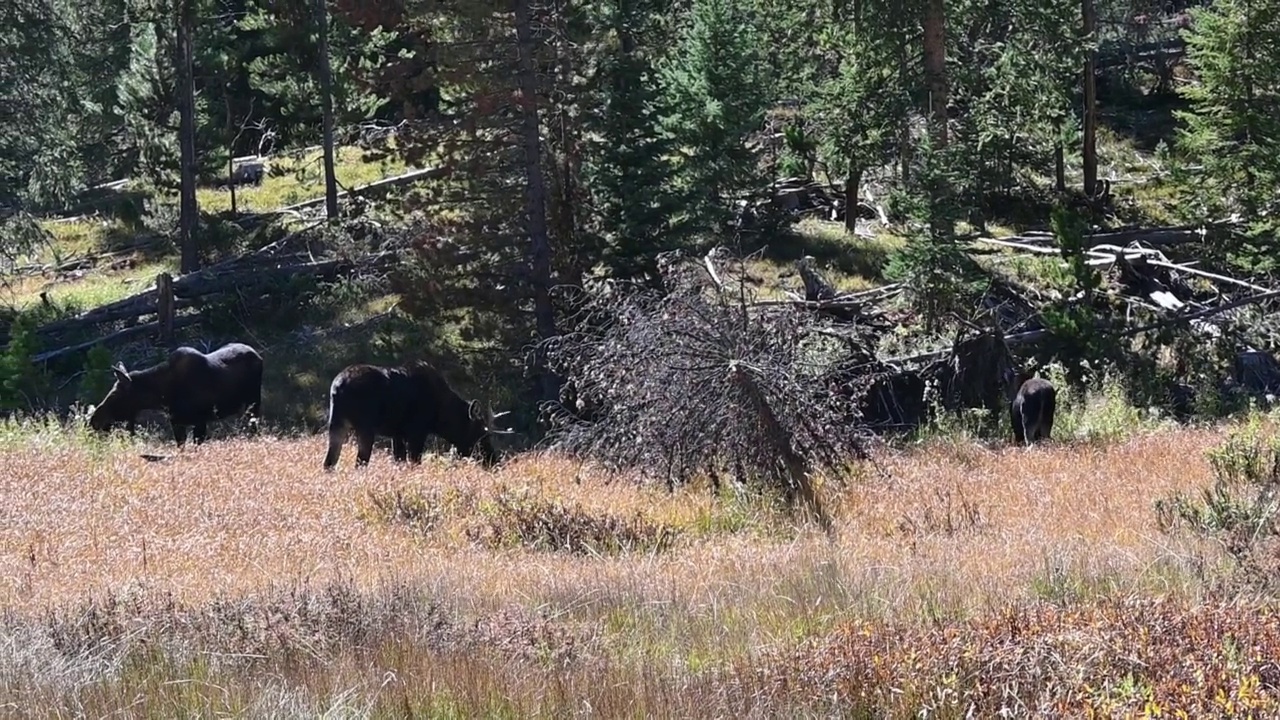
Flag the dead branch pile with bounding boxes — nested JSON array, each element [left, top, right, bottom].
[[541, 249, 882, 528]]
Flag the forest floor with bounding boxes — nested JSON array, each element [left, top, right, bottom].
[[0, 410, 1273, 717]]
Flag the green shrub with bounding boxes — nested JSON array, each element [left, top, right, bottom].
[[1155, 417, 1280, 589]]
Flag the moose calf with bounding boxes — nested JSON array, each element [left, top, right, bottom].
[[1004, 369, 1057, 446]]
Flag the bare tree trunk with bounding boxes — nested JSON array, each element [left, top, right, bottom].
[[1082, 0, 1098, 196], [513, 0, 559, 402], [176, 0, 199, 274], [224, 90, 238, 216], [1054, 119, 1066, 193], [896, 2, 912, 183], [922, 0, 948, 147], [844, 166, 862, 233], [316, 0, 339, 219]]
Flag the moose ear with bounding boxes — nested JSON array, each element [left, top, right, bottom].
[[468, 399, 481, 420], [112, 363, 130, 385]]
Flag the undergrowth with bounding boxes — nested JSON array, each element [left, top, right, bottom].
[[1156, 414, 1280, 591]]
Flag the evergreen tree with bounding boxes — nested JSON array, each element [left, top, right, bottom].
[[1173, 0, 1280, 269], [885, 136, 983, 332], [659, 0, 774, 236], [580, 0, 685, 279], [806, 12, 905, 232]]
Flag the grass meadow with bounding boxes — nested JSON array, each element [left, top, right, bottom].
[[0, 409, 1276, 718]]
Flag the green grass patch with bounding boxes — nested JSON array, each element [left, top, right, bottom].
[[196, 145, 410, 214], [1, 259, 177, 312]]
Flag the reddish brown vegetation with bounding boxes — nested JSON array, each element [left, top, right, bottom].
[[762, 598, 1280, 717]]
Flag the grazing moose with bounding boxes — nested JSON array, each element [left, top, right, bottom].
[[1003, 368, 1057, 446], [89, 342, 264, 446], [322, 360, 513, 470]]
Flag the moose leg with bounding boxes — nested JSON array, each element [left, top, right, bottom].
[[192, 421, 209, 445], [323, 423, 347, 471], [355, 431, 376, 467], [125, 420, 137, 436], [173, 424, 189, 447], [246, 387, 262, 436], [392, 437, 408, 462], [1010, 405, 1026, 446], [1041, 396, 1056, 442], [407, 435, 427, 464]]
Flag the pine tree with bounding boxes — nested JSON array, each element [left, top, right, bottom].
[[579, 0, 685, 279], [806, 11, 905, 232], [659, 0, 774, 236], [1173, 0, 1280, 268]]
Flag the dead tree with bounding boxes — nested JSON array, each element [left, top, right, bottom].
[[541, 250, 878, 531]]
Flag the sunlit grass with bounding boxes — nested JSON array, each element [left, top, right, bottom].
[[30, 146, 409, 262], [196, 146, 410, 214], [0, 259, 176, 312]]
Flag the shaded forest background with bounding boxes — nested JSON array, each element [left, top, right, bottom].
[[0, 0, 1276, 452]]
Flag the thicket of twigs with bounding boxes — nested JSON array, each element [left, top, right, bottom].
[[540, 248, 882, 528]]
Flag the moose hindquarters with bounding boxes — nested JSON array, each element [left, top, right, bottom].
[[1011, 378, 1057, 446], [1036, 387, 1058, 442]]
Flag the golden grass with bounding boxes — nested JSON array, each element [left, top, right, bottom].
[[0, 421, 1258, 715], [0, 425, 1228, 616]]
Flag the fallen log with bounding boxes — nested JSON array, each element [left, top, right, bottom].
[[7, 250, 397, 350], [752, 283, 904, 309], [891, 289, 1280, 366], [274, 166, 447, 215], [1120, 289, 1280, 338], [1147, 259, 1273, 294]]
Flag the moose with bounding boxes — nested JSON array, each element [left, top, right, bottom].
[[1003, 367, 1057, 446], [322, 360, 513, 470], [89, 342, 264, 446]]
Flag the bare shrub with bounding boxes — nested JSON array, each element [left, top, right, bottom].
[[466, 487, 679, 555], [541, 247, 880, 529], [359, 487, 446, 535]]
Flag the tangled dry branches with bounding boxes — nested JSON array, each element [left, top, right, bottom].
[[540, 248, 881, 527]]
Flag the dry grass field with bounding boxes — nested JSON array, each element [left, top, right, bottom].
[[0, 418, 1277, 717]]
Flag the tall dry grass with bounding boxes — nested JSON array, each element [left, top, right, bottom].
[[0, 421, 1264, 716]]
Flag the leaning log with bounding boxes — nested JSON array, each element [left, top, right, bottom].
[[33, 316, 201, 363], [6, 250, 398, 352]]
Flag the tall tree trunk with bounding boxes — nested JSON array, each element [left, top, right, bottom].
[[224, 90, 238, 216], [1081, 0, 1097, 196], [1054, 116, 1066, 193], [316, 0, 339, 219], [513, 0, 559, 401], [844, 166, 862, 233], [922, 0, 948, 147], [176, 0, 199, 274], [552, 0, 582, 288], [896, 2, 912, 183]]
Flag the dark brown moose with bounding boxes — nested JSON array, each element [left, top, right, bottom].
[[322, 361, 512, 470], [1003, 368, 1057, 446], [89, 342, 264, 446]]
